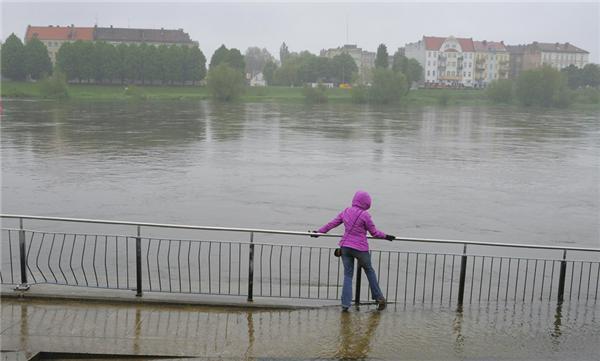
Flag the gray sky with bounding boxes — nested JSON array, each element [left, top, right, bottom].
[[2, 1, 598, 62]]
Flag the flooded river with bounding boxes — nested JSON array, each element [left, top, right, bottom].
[[1, 100, 598, 247]]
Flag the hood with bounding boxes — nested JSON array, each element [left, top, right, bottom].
[[352, 191, 371, 210]]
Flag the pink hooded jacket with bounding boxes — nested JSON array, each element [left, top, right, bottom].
[[318, 191, 387, 251]]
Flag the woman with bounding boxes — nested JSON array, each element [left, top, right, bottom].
[[313, 190, 395, 311]]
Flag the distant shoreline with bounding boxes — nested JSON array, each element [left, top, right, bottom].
[[2, 81, 598, 109]]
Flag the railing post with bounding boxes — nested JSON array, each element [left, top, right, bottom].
[[354, 262, 362, 305], [457, 244, 468, 306], [247, 232, 254, 302], [557, 249, 567, 304], [135, 225, 142, 297], [15, 218, 30, 291]]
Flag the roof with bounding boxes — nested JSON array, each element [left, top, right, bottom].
[[94, 27, 193, 44], [423, 36, 475, 52], [505, 44, 528, 54], [473, 40, 507, 52], [531, 42, 588, 54], [25, 26, 94, 41]]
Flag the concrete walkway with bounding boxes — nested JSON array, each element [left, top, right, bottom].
[[1, 284, 340, 310]]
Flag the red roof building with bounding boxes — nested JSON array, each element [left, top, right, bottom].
[[405, 35, 476, 87]]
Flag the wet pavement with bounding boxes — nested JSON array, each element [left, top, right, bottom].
[[1, 296, 599, 360]]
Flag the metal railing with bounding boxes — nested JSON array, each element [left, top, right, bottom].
[[1, 214, 599, 306]]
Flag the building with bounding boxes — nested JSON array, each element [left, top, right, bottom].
[[473, 40, 509, 87], [506, 45, 527, 79], [248, 72, 266, 87], [506, 42, 588, 79], [405, 35, 475, 87], [25, 25, 94, 63], [320, 44, 376, 84], [94, 26, 196, 47], [529, 42, 588, 70], [25, 24, 197, 64]]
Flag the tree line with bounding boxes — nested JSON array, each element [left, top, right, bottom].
[[56, 41, 206, 84], [486, 63, 600, 107], [0, 34, 52, 80], [0, 33, 208, 85]]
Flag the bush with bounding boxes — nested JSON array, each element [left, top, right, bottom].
[[572, 87, 600, 104], [370, 69, 408, 104], [123, 85, 147, 100], [38, 71, 69, 99], [351, 85, 369, 104], [486, 79, 513, 103], [302, 84, 328, 104], [207, 63, 245, 101], [516, 66, 571, 108]]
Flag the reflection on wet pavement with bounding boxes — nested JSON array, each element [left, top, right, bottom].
[[1, 298, 598, 360]]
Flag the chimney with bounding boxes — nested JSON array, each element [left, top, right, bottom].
[[110, 25, 113, 28]]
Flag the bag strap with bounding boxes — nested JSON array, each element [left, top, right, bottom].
[[340, 209, 364, 247]]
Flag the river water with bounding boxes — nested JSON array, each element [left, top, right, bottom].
[[1, 100, 598, 248]]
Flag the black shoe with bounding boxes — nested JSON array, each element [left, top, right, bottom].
[[377, 298, 386, 311], [342, 306, 349, 312]]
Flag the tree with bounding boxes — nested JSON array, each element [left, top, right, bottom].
[[188, 46, 207, 82], [279, 42, 290, 64], [210, 44, 230, 69], [273, 61, 300, 86], [91, 41, 112, 83], [331, 53, 358, 84], [115, 43, 129, 84], [581, 63, 600, 88], [56, 42, 78, 81], [375, 43, 389, 69], [24, 38, 52, 80], [516, 66, 570, 107], [391, 51, 423, 89], [245, 47, 274, 76], [486, 79, 513, 103], [370, 68, 408, 104], [209, 45, 245, 74], [262, 60, 277, 85], [1, 33, 26, 80], [207, 63, 245, 101], [561, 64, 581, 89], [227, 48, 245, 74]]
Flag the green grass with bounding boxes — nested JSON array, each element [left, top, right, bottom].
[[2, 81, 597, 109]]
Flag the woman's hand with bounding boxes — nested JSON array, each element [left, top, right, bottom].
[[385, 234, 396, 241], [309, 230, 320, 238]]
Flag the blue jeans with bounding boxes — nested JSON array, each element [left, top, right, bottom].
[[341, 246, 384, 308]]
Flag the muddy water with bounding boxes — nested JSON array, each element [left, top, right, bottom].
[[1, 298, 598, 360], [1, 100, 598, 248]]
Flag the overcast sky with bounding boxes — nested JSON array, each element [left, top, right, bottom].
[[2, 1, 598, 62]]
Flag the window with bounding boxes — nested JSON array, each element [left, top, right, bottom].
[[432, 70, 435, 76], [427, 70, 430, 76], [468, 72, 471, 77]]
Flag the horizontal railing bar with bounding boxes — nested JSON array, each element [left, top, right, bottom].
[[2, 214, 599, 253]]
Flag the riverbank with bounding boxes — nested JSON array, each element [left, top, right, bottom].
[[1, 80, 487, 105], [2, 80, 598, 109]]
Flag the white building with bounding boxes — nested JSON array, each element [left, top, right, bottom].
[[536, 42, 589, 70], [405, 36, 476, 87]]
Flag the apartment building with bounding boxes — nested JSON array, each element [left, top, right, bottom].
[[405, 35, 475, 87], [473, 40, 509, 87]]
